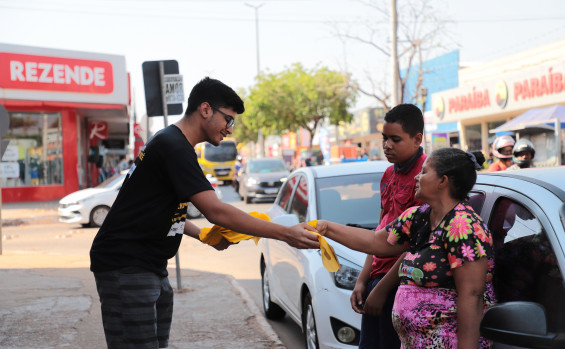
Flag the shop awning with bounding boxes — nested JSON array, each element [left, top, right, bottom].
[[491, 104, 565, 133], [425, 121, 459, 134]]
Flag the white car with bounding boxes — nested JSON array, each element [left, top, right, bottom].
[[59, 172, 222, 227], [258, 161, 391, 349]]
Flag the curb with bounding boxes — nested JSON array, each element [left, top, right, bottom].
[[227, 275, 285, 348], [1, 215, 58, 227]]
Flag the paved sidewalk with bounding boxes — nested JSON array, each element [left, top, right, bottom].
[[1, 200, 59, 226], [0, 201, 283, 348]]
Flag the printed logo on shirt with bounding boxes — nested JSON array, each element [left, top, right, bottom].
[[167, 201, 188, 237], [400, 264, 424, 282], [126, 146, 145, 179]]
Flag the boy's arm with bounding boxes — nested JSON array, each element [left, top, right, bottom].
[[191, 190, 320, 249], [351, 255, 373, 313], [363, 252, 404, 316]]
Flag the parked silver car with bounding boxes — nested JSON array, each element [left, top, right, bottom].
[[473, 167, 565, 348], [238, 157, 289, 203]]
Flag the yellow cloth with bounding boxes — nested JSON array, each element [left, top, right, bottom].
[[198, 215, 341, 272], [198, 211, 268, 245], [307, 220, 341, 272]]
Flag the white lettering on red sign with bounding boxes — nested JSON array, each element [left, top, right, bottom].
[[0, 52, 114, 94], [89, 121, 109, 145]]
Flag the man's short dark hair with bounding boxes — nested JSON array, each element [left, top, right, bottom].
[[384, 104, 424, 137], [185, 77, 245, 115]]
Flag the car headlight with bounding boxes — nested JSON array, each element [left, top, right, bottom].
[[247, 177, 259, 185], [333, 256, 361, 290]]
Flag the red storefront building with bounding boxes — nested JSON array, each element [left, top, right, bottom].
[[0, 43, 130, 202]]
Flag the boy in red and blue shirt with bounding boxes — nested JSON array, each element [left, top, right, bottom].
[[351, 104, 426, 348]]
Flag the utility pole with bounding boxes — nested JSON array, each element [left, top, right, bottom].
[[246, 2, 265, 158], [390, 0, 400, 106]]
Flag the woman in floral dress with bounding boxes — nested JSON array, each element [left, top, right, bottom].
[[317, 147, 495, 349]]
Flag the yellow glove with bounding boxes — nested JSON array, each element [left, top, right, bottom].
[[199, 212, 269, 245], [307, 220, 341, 272]]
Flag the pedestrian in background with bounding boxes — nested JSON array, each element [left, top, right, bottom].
[[317, 147, 494, 349], [89, 77, 320, 349], [488, 135, 515, 172], [352, 103, 426, 349], [507, 139, 536, 170]]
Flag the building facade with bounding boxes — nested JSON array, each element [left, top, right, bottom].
[[0, 43, 130, 202], [431, 39, 565, 165]]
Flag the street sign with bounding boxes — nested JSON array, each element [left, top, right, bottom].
[[142, 60, 183, 117], [163, 74, 184, 105]]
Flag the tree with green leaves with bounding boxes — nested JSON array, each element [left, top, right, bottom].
[[237, 63, 357, 152]]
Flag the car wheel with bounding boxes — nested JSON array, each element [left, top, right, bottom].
[[90, 205, 110, 227], [245, 194, 252, 204], [186, 203, 202, 219], [302, 293, 319, 349], [261, 265, 285, 320]]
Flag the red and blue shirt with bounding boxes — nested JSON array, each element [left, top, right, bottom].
[[370, 147, 426, 278]]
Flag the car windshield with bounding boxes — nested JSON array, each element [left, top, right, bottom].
[[204, 142, 238, 162], [316, 172, 383, 229], [96, 173, 126, 189], [249, 160, 287, 173]]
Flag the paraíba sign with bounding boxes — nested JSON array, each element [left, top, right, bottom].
[[0, 52, 114, 94], [432, 61, 565, 122]]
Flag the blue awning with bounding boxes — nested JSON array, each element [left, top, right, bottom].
[[426, 121, 459, 133], [492, 104, 565, 133]]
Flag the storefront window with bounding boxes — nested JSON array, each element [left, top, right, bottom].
[[1, 112, 64, 187], [464, 124, 482, 152]]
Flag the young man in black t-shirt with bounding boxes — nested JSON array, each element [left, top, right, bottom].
[[90, 77, 320, 348]]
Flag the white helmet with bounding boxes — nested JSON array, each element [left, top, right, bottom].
[[492, 135, 515, 159]]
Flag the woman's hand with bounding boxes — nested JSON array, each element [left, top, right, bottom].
[[363, 283, 388, 316]]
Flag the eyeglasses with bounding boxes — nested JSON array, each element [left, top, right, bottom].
[[211, 106, 235, 129]]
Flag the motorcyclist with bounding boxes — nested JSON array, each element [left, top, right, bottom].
[[508, 139, 535, 170], [488, 135, 515, 172]]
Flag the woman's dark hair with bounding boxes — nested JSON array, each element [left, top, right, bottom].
[[429, 148, 486, 201], [185, 77, 245, 115]]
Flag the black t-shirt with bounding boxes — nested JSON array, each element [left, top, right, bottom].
[[90, 125, 213, 276]]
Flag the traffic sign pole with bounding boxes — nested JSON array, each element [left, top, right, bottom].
[[0, 104, 10, 255], [157, 61, 182, 291], [158, 61, 169, 127]]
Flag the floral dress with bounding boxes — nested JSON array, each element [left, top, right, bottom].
[[385, 202, 496, 349]]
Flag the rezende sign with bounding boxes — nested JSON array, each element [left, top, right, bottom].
[[0, 52, 114, 94]]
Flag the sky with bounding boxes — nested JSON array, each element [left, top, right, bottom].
[[1, 0, 565, 131]]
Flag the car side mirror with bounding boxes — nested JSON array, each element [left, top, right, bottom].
[[271, 214, 300, 227], [480, 302, 562, 348]]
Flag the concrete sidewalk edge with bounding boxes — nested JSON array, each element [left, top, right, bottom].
[[227, 275, 285, 347]]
